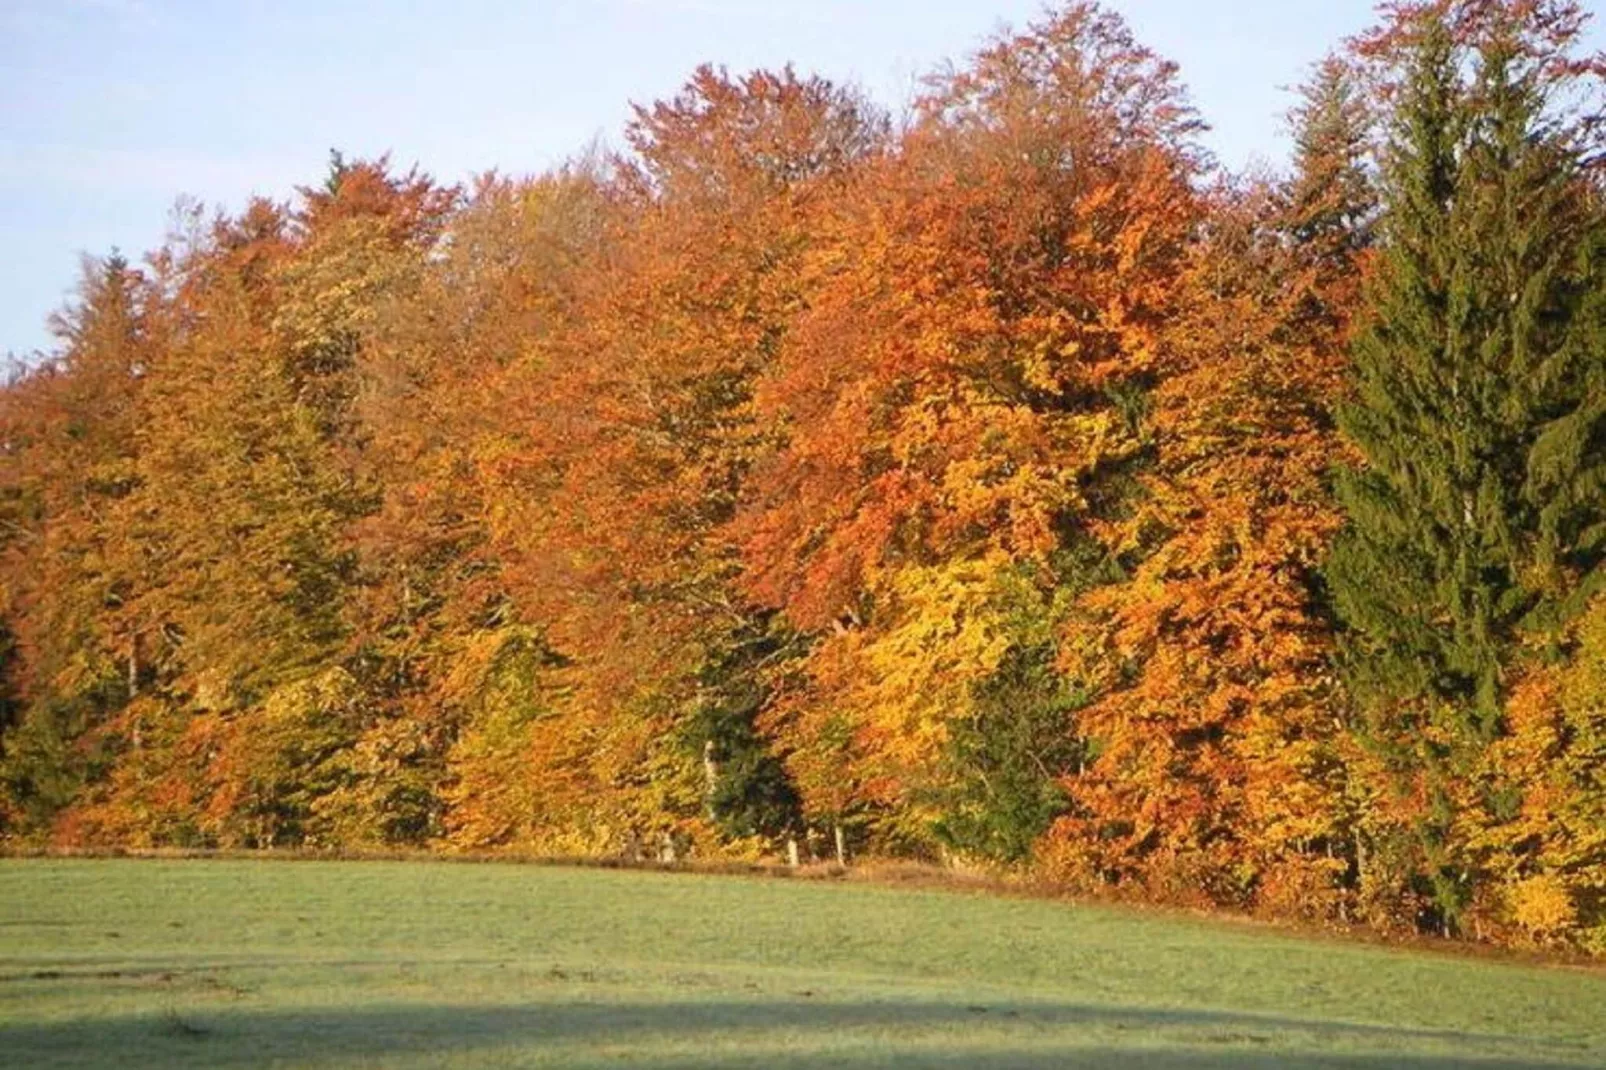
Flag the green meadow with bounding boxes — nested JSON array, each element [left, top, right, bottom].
[[1, 858, 1602, 1068]]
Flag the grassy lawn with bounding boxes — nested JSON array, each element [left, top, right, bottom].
[[1, 858, 1603, 1068]]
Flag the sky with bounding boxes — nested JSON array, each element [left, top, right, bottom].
[[2, 0, 1588, 360]]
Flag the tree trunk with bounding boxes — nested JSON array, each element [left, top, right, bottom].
[[127, 633, 139, 697], [702, 740, 719, 821], [127, 634, 141, 751], [833, 823, 847, 867], [1355, 834, 1369, 903]]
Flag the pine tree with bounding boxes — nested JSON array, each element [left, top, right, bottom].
[[1329, 0, 1606, 930], [1285, 55, 1377, 282]]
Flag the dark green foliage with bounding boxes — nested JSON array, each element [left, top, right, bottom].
[[0, 688, 122, 835], [1328, 5, 1606, 932], [686, 617, 803, 844], [1329, 12, 1606, 729], [932, 642, 1082, 865], [0, 623, 19, 742], [1329, 17, 1485, 721]]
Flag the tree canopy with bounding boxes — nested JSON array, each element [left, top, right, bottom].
[[5, 0, 1606, 955]]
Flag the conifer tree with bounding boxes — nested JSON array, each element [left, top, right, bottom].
[[1329, 0, 1606, 930], [1334, 4, 1605, 719], [1286, 56, 1377, 271], [1281, 55, 1377, 335]]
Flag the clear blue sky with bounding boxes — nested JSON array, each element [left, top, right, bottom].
[[5, 0, 1576, 360]]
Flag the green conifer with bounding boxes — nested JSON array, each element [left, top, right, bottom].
[[1328, 1, 1606, 929], [1332, 6, 1605, 722], [1284, 55, 1377, 279]]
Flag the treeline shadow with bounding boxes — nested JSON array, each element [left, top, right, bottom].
[[2, 996, 1590, 1069]]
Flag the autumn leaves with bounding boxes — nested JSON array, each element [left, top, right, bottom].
[[3, 1, 1606, 953]]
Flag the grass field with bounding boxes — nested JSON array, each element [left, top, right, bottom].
[[1, 859, 1604, 1068]]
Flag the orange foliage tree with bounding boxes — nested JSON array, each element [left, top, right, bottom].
[[738, 3, 1203, 857]]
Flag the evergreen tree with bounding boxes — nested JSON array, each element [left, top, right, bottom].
[[1328, 0, 1606, 930], [931, 640, 1082, 865], [1284, 55, 1378, 287], [685, 617, 803, 847]]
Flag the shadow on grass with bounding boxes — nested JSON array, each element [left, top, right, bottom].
[[1, 997, 1589, 1069]]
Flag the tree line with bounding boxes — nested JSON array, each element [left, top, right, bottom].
[[4, 0, 1605, 953]]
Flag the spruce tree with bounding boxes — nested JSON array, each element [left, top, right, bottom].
[[1278, 53, 1378, 388], [1328, 1, 1606, 929], [1330, 14, 1487, 725], [1284, 55, 1378, 286]]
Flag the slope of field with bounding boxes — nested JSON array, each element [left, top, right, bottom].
[[1, 858, 1602, 1068]]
